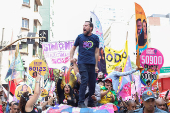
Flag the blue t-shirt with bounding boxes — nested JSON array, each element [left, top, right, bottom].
[[74, 34, 99, 64]]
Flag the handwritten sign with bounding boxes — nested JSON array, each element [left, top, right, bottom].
[[29, 59, 47, 77], [15, 84, 32, 100], [42, 41, 74, 69]]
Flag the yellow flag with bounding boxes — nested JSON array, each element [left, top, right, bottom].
[[105, 40, 128, 74]]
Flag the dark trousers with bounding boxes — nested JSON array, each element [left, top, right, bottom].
[[78, 64, 96, 105]]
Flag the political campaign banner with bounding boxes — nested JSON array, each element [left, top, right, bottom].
[[105, 40, 128, 75], [91, 11, 107, 75], [135, 3, 148, 67], [140, 48, 164, 86], [15, 83, 32, 100], [5, 43, 24, 82], [42, 41, 74, 69], [119, 82, 131, 101], [29, 59, 47, 77], [46, 103, 117, 113]]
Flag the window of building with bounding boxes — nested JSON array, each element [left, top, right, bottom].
[[23, 0, 30, 5], [33, 44, 37, 56], [34, 1, 38, 12], [33, 20, 37, 33], [22, 18, 29, 28]]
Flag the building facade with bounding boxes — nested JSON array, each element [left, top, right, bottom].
[[0, 0, 43, 84], [147, 14, 170, 78], [39, 0, 55, 42]]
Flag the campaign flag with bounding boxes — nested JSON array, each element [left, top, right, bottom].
[[49, 68, 54, 81], [42, 41, 74, 69], [134, 72, 141, 97], [119, 56, 134, 91], [46, 103, 116, 113], [135, 3, 148, 67], [119, 82, 131, 101], [5, 43, 24, 82], [25, 72, 35, 90], [91, 12, 107, 74], [44, 79, 51, 91], [105, 40, 128, 92]]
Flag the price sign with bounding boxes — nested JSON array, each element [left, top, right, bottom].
[[29, 59, 47, 77], [140, 48, 164, 86]]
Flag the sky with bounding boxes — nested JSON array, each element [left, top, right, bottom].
[[54, 0, 170, 40], [54, 0, 170, 63]]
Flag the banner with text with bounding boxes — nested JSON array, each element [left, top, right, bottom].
[[105, 40, 128, 74], [91, 12, 107, 74], [140, 48, 164, 86], [42, 41, 74, 69], [135, 3, 148, 67]]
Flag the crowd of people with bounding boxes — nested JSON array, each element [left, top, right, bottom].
[[0, 21, 169, 113]]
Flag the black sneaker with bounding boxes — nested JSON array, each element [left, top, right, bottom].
[[78, 103, 87, 108], [87, 103, 95, 107]]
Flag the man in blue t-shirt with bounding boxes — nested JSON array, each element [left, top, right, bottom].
[[70, 21, 99, 108]]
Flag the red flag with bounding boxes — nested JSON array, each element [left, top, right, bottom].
[[8, 80, 16, 95], [8, 78, 23, 95]]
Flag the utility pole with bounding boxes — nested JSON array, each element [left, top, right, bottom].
[[0, 28, 4, 90]]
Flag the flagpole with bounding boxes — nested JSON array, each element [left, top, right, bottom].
[[0, 28, 4, 91], [126, 31, 128, 40], [8, 49, 16, 100]]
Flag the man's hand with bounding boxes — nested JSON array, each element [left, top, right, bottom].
[[59, 72, 64, 77], [136, 67, 140, 71], [70, 58, 74, 63], [67, 96, 71, 100], [107, 86, 111, 92], [91, 93, 97, 101], [111, 94, 115, 102], [95, 66, 99, 73], [36, 72, 41, 82], [73, 58, 77, 63]]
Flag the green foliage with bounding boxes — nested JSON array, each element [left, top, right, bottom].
[[131, 61, 136, 69], [53, 69, 60, 81]]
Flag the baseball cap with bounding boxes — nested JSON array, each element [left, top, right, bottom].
[[105, 78, 112, 83], [142, 90, 155, 101]]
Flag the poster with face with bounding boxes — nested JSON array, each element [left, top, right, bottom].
[[140, 48, 164, 86], [15, 84, 32, 100], [135, 3, 148, 67], [91, 12, 107, 75]]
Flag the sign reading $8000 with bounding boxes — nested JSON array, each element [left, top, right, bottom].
[[29, 59, 47, 77]]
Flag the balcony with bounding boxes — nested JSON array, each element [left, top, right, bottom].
[[35, 0, 43, 6]]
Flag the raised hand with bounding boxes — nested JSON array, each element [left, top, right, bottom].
[[95, 66, 99, 73], [59, 72, 64, 77], [91, 93, 97, 101]]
